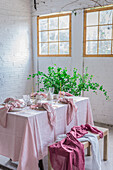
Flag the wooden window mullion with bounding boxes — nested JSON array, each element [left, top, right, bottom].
[[84, 6, 113, 57], [38, 13, 71, 57], [58, 17, 59, 55], [48, 18, 49, 55], [97, 11, 100, 55]]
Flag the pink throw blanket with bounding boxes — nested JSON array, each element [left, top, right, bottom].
[[59, 98, 77, 125], [49, 124, 103, 170], [31, 103, 56, 128]]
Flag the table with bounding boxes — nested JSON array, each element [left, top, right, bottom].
[[0, 97, 93, 170]]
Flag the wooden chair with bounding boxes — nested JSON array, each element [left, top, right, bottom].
[[48, 126, 109, 170]]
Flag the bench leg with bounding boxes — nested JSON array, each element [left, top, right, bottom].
[[103, 133, 108, 161], [87, 145, 91, 156]]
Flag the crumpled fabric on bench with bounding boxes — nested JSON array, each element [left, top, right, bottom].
[[49, 134, 85, 170], [49, 124, 103, 170], [78, 133, 101, 170], [71, 124, 103, 138]]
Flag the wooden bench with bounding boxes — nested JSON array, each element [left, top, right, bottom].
[[48, 126, 109, 170]]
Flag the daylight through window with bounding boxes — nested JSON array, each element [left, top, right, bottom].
[[84, 6, 113, 57], [37, 13, 71, 57]]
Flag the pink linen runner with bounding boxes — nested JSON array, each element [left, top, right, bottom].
[[49, 124, 103, 170], [31, 103, 56, 128], [59, 98, 77, 125]]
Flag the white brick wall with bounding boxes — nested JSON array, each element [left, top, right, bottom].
[[0, 0, 33, 101]]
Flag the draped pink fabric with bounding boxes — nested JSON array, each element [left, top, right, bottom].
[[49, 124, 103, 170], [59, 98, 78, 125], [59, 91, 73, 96], [31, 103, 56, 128], [31, 92, 47, 98], [0, 106, 8, 127], [70, 124, 103, 139], [49, 136, 85, 170], [0, 98, 24, 128]]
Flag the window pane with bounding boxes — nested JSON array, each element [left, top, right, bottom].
[[49, 43, 58, 54], [39, 19, 48, 31], [49, 17, 58, 30], [59, 30, 69, 41], [59, 42, 69, 54], [86, 41, 97, 54], [59, 15, 69, 29], [39, 31, 48, 42], [99, 41, 111, 54], [100, 10, 112, 25], [39, 43, 48, 55], [87, 12, 98, 26], [86, 26, 98, 40], [49, 31, 58, 41], [99, 25, 112, 40]]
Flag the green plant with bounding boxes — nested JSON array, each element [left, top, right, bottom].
[[27, 64, 109, 100]]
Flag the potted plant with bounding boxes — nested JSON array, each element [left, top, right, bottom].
[[27, 64, 109, 100]]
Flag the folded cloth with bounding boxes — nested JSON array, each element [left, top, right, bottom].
[[70, 124, 103, 139], [49, 132, 85, 170], [59, 91, 73, 96], [59, 98, 77, 125], [49, 124, 103, 170], [38, 92, 47, 98], [4, 98, 23, 109], [30, 103, 56, 128], [0, 106, 9, 127], [30, 92, 38, 97], [31, 92, 47, 98], [78, 133, 101, 170]]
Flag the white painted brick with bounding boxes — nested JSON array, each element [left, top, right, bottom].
[[0, 0, 33, 101]]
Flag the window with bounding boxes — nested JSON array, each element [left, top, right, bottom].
[[84, 6, 113, 57], [37, 13, 71, 57]]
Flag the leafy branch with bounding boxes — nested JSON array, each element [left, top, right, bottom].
[[28, 65, 109, 100]]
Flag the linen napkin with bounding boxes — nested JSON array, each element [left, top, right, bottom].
[[31, 102, 56, 128], [4, 98, 23, 109], [0, 106, 9, 127], [59, 91, 73, 96], [59, 98, 77, 125], [31, 92, 47, 98]]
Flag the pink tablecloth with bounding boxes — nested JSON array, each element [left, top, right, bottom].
[[0, 97, 93, 170]]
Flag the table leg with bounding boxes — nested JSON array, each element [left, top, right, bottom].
[[103, 132, 108, 161], [39, 159, 44, 170]]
